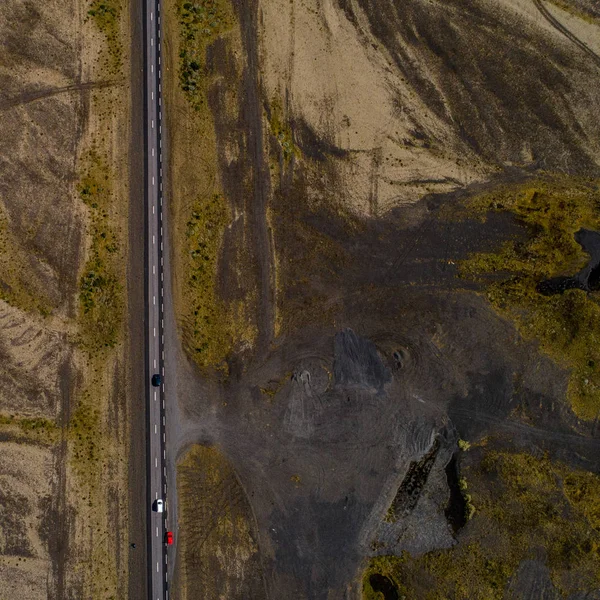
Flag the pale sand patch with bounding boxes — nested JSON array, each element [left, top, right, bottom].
[[259, 0, 487, 215], [544, 0, 600, 53], [259, 0, 600, 215], [0, 442, 54, 600], [0, 558, 51, 600], [0, 300, 68, 419]]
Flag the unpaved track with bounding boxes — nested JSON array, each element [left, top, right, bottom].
[[0, 80, 124, 112], [238, 0, 275, 354], [533, 0, 600, 67]]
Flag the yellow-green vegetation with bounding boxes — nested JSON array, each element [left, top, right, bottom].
[[458, 438, 471, 451], [183, 194, 234, 368], [67, 376, 126, 600], [459, 177, 600, 419], [71, 145, 127, 597], [362, 449, 600, 599], [69, 389, 102, 480], [176, 445, 264, 599], [177, 0, 236, 110], [87, 0, 123, 73], [77, 151, 124, 353], [259, 371, 292, 399], [269, 98, 298, 163], [67, 365, 127, 597], [170, 0, 256, 370], [0, 414, 60, 444], [459, 475, 476, 520]]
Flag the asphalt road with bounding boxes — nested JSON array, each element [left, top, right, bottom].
[[144, 0, 168, 598]]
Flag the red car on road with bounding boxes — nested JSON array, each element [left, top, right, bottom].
[[165, 531, 173, 545]]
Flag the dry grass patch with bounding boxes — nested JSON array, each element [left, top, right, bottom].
[[174, 445, 265, 600], [87, 0, 124, 75], [166, 0, 256, 371], [0, 206, 53, 317], [362, 448, 600, 599], [77, 150, 124, 353], [457, 176, 600, 419]]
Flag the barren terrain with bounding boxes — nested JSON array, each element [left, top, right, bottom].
[[0, 0, 134, 598], [164, 0, 600, 598]]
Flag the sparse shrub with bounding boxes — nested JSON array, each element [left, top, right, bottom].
[[77, 153, 123, 352], [87, 0, 123, 71], [176, 0, 235, 108]]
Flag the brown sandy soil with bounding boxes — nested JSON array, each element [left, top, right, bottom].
[[165, 0, 600, 598], [172, 445, 266, 600], [0, 0, 133, 598]]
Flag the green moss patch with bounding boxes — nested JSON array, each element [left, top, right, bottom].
[[459, 177, 600, 419], [362, 449, 600, 599], [77, 151, 124, 354]]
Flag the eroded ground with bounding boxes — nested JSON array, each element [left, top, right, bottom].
[[0, 0, 132, 598], [171, 0, 600, 598]]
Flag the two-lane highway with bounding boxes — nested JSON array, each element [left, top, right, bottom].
[[144, 0, 168, 598]]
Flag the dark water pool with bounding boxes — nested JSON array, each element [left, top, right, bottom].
[[369, 574, 399, 600], [537, 229, 600, 295], [444, 453, 467, 533]]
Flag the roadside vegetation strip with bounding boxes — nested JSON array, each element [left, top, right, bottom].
[[77, 150, 124, 353], [177, 0, 236, 109], [168, 0, 256, 370], [87, 0, 124, 74], [363, 447, 600, 599], [68, 4, 129, 597], [457, 176, 600, 420], [182, 193, 232, 367]]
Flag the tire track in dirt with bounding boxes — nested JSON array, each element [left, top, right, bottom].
[[237, 0, 275, 354], [450, 405, 600, 450], [0, 79, 124, 112], [533, 0, 600, 68]]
